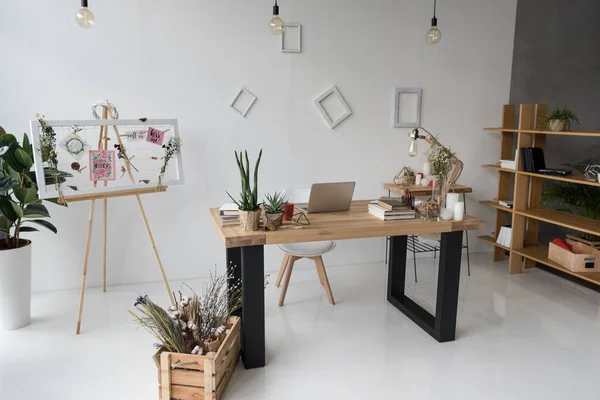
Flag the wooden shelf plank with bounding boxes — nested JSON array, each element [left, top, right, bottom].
[[484, 127, 600, 137], [519, 171, 600, 188], [481, 164, 516, 173], [480, 200, 513, 212], [513, 207, 600, 237], [512, 245, 600, 285], [477, 235, 510, 251]]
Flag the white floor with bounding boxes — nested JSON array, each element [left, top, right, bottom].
[[1, 253, 599, 399]]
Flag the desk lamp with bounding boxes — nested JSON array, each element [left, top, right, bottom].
[[408, 127, 464, 188]]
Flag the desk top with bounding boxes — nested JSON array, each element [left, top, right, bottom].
[[384, 183, 473, 196], [209, 200, 484, 248]]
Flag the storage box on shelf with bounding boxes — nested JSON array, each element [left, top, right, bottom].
[[478, 103, 600, 286], [548, 240, 600, 273], [156, 316, 240, 400]]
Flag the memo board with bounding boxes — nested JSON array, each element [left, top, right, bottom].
[[29, 119, 184, 200]]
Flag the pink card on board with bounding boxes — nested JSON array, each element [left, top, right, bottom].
[[146, 127, 165, 146], [89, 150, 116, 181]]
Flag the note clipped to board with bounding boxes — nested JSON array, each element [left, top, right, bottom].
[[146, 127, 165, 146], [89, 150, 116, 181]]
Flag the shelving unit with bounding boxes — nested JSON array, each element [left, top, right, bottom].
[[478, 104, 600, 285]]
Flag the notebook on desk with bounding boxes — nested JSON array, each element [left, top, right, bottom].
[[297, 182, 356, 214]]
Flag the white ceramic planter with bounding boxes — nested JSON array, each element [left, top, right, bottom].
[[0, 240, 32, 330]]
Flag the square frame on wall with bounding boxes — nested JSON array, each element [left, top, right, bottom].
[[393, 87, 422, 128], [230, 87, 258, 118], [314, 85, 353, 129], [281, 23, 302, 53]]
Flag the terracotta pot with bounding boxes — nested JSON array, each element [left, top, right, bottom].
[[265, 212, 284, 229], [548, 119, 570, 132], [282, 202, 295, 222], [239, 209, 261, 231], [0, 239, 32, 330]]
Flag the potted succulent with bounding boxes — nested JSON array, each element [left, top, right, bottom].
[[546, 105, 579, 132], [263, 192, 287, 230], [227, 149, 263, 231], [0, 130, 58, 330], [393, 166, 416, 185]]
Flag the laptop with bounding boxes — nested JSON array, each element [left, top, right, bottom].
[[298, 182, 356, 214]]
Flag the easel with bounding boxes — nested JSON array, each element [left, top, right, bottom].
[[73, 106, 173, 334]]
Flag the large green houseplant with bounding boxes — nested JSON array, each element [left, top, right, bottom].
[[227, 150, 263, 231], [0, 129, 58, 330]]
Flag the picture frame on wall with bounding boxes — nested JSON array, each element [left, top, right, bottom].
[[393, 87, 422, 128], [314, 85, 353, 129], [230, 87, 258, 118], [281, 23, 302, 53]]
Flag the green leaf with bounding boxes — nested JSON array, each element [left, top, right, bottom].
[[15, 148, 33, 170], [3, 163, 20, 180], [0, 215, 11, 230], [0, 176, 18, 192], [22, 133, 33, 160], [18, 226, 39, 232], [0, 126, 6, 136], [23, 203, 50, 218], [13, 187, 38, 204], [25, 219, 57, 234], [0, 197, 17, 222], [11, 202, 23, 218], [45, 197, 68, 208], [0, 134, 17, 147]]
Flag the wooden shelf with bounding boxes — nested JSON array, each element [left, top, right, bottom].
[[477, 235, 510, 251], [513, 207, 600, 237], [519, 171, 600, 187], [484, 127, 600, 137], [481, 164, 516, 173], [480, 200, 513, 212], [512, 245, 600, 285]]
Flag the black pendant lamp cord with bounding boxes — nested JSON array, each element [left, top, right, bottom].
[[81, 0, 88, 7], [431, 0, 438, 27], [273, 0, 280, 16]]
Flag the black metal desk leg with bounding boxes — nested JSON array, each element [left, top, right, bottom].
[[240, 245, 265, 369], [226, 247, 242, 317], [462, 193, 471, 276], [387, 235, 408, 299], [434, 231, 463, 342]]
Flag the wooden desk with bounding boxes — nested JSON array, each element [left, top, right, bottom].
[[384, 183, 473, 197], [209, 200, 484, 369]]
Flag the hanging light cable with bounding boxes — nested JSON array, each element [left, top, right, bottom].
[[269, 0, 285, 35], [76, 0, 95, 28], [426, 0, 441, 44]]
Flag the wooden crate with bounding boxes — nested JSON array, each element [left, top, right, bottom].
[[548, 241, 600, 273], [156, 316, 241, 400]]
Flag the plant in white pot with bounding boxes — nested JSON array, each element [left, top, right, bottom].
[[227, 150, 263, 231], [0, 130, 59, 330], [546, 105, 579, 132]]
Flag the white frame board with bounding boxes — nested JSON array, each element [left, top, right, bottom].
[[393, 87, 422, 128], [314, 85, 353, 129], [230, 87, 258, 118], [30, 118, 184, 200], [281, 23, 302, 53]]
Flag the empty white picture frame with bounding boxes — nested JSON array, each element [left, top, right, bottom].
[[230, 87, 258, 118], [281, 23, 302, 53], [393, 87, 422, 128], [314, 86, 353, 129]]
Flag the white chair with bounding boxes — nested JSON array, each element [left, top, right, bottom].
[[275, 189, 336, 307]]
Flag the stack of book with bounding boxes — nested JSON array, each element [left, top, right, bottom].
[[496, 226, 512, 248], [498, 199, 513, 209], [219, 203, 240, 227], [500, 159, 516, 170], [368, 198, 416, 221], [520, 147, 546, 173]]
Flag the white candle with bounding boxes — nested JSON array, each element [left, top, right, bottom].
[[415, 175, 422, 185], [446, 193, 459, 211], [441, 208, 454, 221], [454, 202, 465, 221], [423, 162, 431, 176]]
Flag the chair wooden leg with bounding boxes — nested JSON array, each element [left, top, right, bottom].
[[311, 256, 326, 287], [313, 256, 335, 305], [279, 256, 298, 307], [275, 254, 290, 288]]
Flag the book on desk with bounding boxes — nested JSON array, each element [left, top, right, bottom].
[[369, 200, 416, 221]]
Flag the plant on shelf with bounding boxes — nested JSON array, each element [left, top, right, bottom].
[[425, 144, 456, 217], [158, 137, 182, 188], [545, 105, 579, 132], [227, 149, 263, 231], [393, 166, 416, 185], [263, 191, 287, 230], [544, 158, 600, 241], [0, 129, 61, 330]]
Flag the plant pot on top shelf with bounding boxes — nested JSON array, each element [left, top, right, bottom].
[[547, 119, 570, 132], [394, 166, 416, 186], [545, 105, 579, 132]]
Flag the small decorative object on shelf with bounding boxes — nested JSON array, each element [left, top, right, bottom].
[[158, 137, 182, 188], [583, 165, 600, 182], [393, 166, 416, 185], [453, 202, 465, 221], [419, 201, 441, 221], [263, 191, 287, 230], [546, 105, 579, 132], [130, 270, 242, 400], [227, 149, 263, 231]]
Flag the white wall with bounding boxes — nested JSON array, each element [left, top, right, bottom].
[[0, 0, 517, 292]]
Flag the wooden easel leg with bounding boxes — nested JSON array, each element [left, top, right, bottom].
[[135, 194, 173, 304], [103, 198, 107, 292], [76, 199, 96, 334]]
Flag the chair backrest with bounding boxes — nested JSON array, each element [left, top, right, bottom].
[[283, 188, 311, 204]]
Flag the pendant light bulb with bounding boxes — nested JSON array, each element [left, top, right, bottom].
[[269, 0, 285, 35], [426, 0, 441, 44], [76, 0, 95, 29], [408, 138, 419, 157]]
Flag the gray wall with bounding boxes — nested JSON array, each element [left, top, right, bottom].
[[509, 0, 600, 242]]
